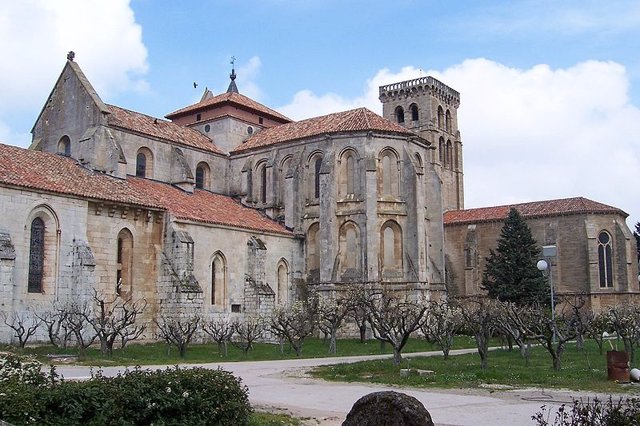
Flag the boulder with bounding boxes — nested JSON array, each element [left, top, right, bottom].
[[342, 391, 434, 426]]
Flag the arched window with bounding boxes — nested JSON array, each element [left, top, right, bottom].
[[308, 154, 323, 201], [339, 149, 358, 198], [212, 253, 226, 306], [379, 149, 399, 198], [277, 260, 289, 305], [135, 148, 153, 178], [27, 217, 45, 293], [307, 223, 320, 279], [410, 104, 419, 121], [445, 110, 452, 133], [454, 143, 460, 172], [414, 153, 423, 170], [446, 140, 452, 168], [438, 137, 445, 165], [338, 221, 361, 279], [437, 106, 444, 129], [57, 136, 70, 156], [598, 231, 613, 288], [279, 156, 291, 208], [195, 162, 210, 189], [381, 220, 403, 271], [116, 228, 133, 296], [395, 106, 405, 124]]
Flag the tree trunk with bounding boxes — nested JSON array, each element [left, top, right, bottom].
[[179, 343, 187, 358], [359, 324, 367, 343], [392, 348, 402, 366], [329, 330, 337, 355], [443, 347, 450, 361]]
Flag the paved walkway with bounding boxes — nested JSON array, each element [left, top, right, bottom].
[[53, 349, 606, 425]]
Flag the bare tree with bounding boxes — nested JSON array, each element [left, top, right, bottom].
[[85, 291, 147, 356], [317, 294, 351, 354], [365, 290, 427, 366], [65, 301, 97, 355], [346, 287, 369, 343], [455, 296, 498, 370], [586, 311, 610, 355], [270, 301, 317, 357], [494, 300, 534, 363], [232, 316, 264, 355], [420, 299, 461, 360], [501, 296, 588, 371], [155, 314, 200, 358], [606, 304, 640, 363], [202, 318, 235, 356], [36, 304, 73, 349], [2, 311, 41, 348]]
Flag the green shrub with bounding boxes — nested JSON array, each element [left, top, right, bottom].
[[0, 353, 251, 425], [533, 397, 640, 425]]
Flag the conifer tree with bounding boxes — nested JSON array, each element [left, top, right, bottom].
[[481, 208, 549, 306]]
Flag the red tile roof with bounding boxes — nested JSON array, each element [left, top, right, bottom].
[[165, 92, 291, 123], [126, 177, 291, 235], [0, 143, 291, 236], [444, 197, 627, 226], [106, 105, 224, 155], [231, 107, 417, 153]]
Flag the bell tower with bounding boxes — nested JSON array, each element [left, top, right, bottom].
[[379, 76, 463, 211]]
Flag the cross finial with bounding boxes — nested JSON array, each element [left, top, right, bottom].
[[230, 56, 236, 69]]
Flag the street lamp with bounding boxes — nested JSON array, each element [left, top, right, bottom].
[[537, 245, 557, 344]]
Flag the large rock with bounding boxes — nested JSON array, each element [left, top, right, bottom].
[[342, 391, 434, 426]]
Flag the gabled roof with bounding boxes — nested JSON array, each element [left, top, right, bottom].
[[165, 91, 291, 123], [443, 197, 627, 226], [32, 60, 109, 134], [106, 105, 224, 155], [231, 107, 418, 153], [0, 143, 291, 236]]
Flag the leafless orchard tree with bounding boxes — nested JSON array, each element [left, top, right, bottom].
[[346, 287, 369, 343], [365, 289, 427, 366], [232, 316, 264, 355], [202, 317, 235, 356], [2, 311, 41, 348], [36, 304, 74, 348], [86, 290, 147, 356], [585, 310, 610, 355], [420, 299, 461, 360], [155, 314, 200, 358], [270, 301, 317, 357], [500, 296, 589, 371], [606, 304, 640, 363], [317, 294, 351, 355], [494, 300, 534, 364], [455, 296, 498, 370], [65, 301, 97, 355]]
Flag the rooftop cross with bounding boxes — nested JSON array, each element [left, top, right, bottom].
[[227, 56, 239, 93]]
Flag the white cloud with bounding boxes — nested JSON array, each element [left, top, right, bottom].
[[236, 56, 264, 101], [278, 59, 640, 226], [0, 0, 148, 146]]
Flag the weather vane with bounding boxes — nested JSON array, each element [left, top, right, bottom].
[[230, 56, 236, 69]]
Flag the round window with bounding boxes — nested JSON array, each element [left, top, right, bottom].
[[204, 124, 211, 132], [247, 126, 253, 135]]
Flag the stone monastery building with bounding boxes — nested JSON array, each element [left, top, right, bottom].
[[0, 57, 637, 341]]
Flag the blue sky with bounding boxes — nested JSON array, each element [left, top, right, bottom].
[[1, 0, 640, 226]]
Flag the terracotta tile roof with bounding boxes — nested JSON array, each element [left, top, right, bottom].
[[165, 92, 291, 123], [127, 178, 292, 235], [231, 107, 417, 153], [444, 197, 627, 226], [0, 143, 162, 208], [0, 143, 291, 236], [106, 105, 224, 155]]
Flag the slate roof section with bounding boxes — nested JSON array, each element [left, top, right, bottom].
[[106, 105, 224, 155], [0, 143, 291, 236], [444, 197, 627, 226], [165, 91, 291, 123], [231, 107, 418, 153]]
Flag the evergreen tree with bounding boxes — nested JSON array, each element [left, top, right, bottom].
[[481, 208, 550, 306], [634, 222, 640, 263]]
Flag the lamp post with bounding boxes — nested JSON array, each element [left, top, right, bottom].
[[537, 245, 557, 344]]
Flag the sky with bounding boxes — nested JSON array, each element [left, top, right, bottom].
[[1, 0, 640, 227]]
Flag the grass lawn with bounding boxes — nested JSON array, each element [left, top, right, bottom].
[[311, 340, 640, 394], [1, 335, 483, 366], [249, 411, 303, 426]]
